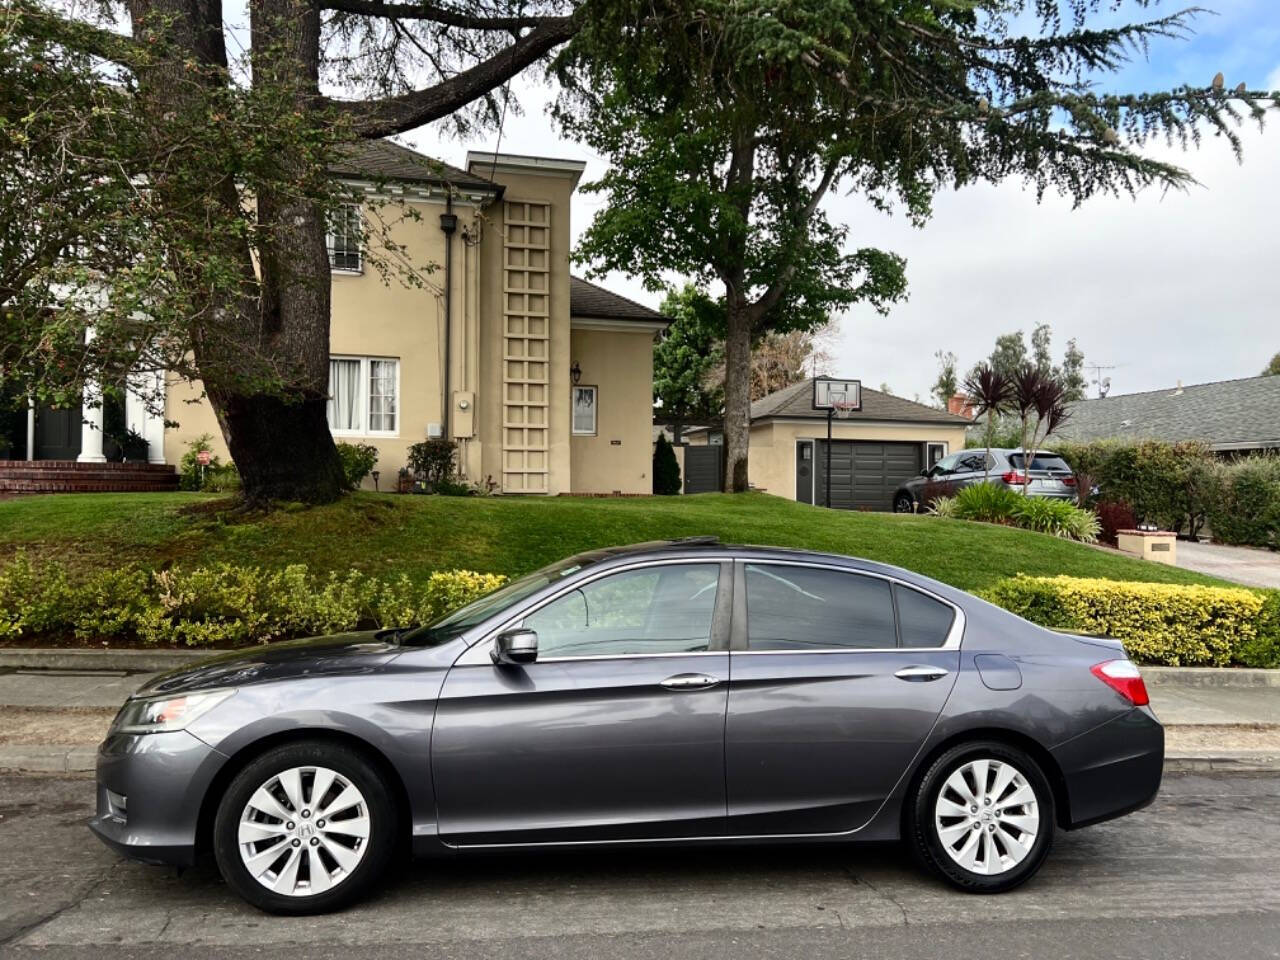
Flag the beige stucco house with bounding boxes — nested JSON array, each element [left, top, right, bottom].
[[686, 377, 970, 509], [159, 142, 669, 495]]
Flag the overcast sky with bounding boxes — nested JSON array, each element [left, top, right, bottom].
[[387, 0, 1280, 403]]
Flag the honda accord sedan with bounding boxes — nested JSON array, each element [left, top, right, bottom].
[[90, 539, 1162, 913]]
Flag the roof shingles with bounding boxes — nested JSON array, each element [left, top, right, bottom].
[[329, 139, 500, 192], [750, 378, 970, 425], [570, 276, 668, 323]]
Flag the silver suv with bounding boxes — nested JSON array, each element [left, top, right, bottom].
[[893, 448, 1077, 513]]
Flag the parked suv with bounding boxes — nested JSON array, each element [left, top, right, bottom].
[[893, 448, 1076, 513]]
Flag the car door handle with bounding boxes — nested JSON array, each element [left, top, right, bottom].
[[894, 665, 949, 682], [659, 673, 721, 691]]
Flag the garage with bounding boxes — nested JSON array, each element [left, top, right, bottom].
[[808, 441, 924, 511]]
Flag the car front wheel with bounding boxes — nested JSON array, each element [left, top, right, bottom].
[[894, 493, 916, 513], [213, 741, 396, 914], [907, 741, 1054, 893]]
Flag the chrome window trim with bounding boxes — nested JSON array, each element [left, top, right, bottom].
[[738, 559, 965, 653], [458, 557, 735, 665]]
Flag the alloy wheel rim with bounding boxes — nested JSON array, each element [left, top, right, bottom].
[[237, 765, 370, 897], [934, 758, 1039, 876]]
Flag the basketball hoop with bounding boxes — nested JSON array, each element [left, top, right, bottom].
[[830, 391, 856, 420]]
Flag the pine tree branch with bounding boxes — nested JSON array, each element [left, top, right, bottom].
[[320, 0, 552, 30], [326, 15, 576, 138]]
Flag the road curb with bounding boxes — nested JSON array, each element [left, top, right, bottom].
[[0, 647, 210, 673], [1163, 752, 1280, 773], [1142, 666, 1280, 689]]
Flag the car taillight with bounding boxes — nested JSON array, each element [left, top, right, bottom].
[[1062, 476, 1076, 486], [1001, 470, 1027, 485], [1090, 659, 1149, 707]]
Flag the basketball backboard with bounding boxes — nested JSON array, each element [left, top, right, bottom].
[[812, 378, 862, 411]]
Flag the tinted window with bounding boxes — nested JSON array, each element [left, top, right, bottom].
[[745, 564, 896, 650], [958, 453, 986, 472], [1008, 453, 1071, 472], [895, 585, 956, 648], [524, 563, 720, 658]]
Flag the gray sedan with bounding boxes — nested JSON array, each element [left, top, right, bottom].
[[90, 539, 1162, 914]]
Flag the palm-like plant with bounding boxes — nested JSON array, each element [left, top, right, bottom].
[[961, 363, 1013, 482], [1010, 364, 1046, 494]]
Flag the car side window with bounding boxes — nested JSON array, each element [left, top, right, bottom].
[[958, 453, 985, 472], [745, 564, 897, 650], [895, 584, 956, 648], [524, 564, 720, 659]]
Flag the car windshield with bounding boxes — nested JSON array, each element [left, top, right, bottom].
[[1008, 453, 1071, 472], [399, 556, 591, 647]]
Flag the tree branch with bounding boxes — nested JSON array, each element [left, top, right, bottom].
[[753, 155, 840, 320], [326, 15, 577, 138], [321, 0, 551, 29]]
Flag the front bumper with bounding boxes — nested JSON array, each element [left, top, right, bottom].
[[1051, 706, 1164, 829], [88, 729, 227, 866]]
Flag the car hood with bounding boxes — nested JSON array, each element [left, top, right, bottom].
[[133, 631, 403, 698]]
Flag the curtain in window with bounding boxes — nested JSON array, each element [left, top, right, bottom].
[[369, 359, 397, 432], [328, 359, 360, 432], [572, 386, 596, 435]]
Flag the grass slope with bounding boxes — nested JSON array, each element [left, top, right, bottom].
[[0, 491, 1230, 594]]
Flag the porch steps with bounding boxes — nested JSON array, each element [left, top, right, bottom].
[[0, 460, 179, 494]]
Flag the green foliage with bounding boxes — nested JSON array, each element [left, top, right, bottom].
[[1262, 353, 1280, 377], [336, 442, 379, 491], [927, 496, 957, 519], [406, 439, 457, 489], [1055, 440, 1216, 535], [952, 483, 1022, 524], [1204, 455, 1280, 548], [178, 434, 220, 492], [1010, 496, 1100, 543], [654, 285, 724, 431], [980, 575, 1267, 666], [0, 552, 506, 647], [1237, 592, 1280, 668], [653, 435, 682, 495], [931, 351, 958, 409]]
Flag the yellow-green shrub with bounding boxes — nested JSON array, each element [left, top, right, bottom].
[[0, 553, 506, 648], [980, 574, 1267, 666]]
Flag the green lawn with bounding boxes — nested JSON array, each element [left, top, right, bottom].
[[0, 491, 1233, 594]]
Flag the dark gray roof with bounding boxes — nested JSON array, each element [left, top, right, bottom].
[[1052, 375, 1280, 451], [570, 276, 668, 323], [330, 139, 501, 193], [748, 377, 971, 425]]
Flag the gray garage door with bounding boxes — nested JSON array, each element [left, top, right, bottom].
[[811, 441, 922, 511]]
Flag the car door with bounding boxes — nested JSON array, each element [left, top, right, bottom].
[[432, 559, 732, 845], [927, 452, 963, 497], [950, 452, 990, 493], [724, 560, 961, 836]]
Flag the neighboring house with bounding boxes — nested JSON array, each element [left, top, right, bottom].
[[685, 376, 970, 510], [6, 141, 669, 496], [1051, 375, 1280, 455]]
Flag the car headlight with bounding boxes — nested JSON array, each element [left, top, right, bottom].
[[110, 689, 236, 735]]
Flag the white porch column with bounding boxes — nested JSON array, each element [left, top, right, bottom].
[[77, 328, 106, 463], [126, 371, 167, 464], [26, 399, 35, 461]]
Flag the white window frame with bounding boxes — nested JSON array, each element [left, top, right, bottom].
[[926, 442, 948, 468], [328, 355, 400, 438], [327, 203, 363, 274], [571, 384, 598, 437]]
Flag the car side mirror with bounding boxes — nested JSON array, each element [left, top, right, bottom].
[[492, 628, 538, 665]]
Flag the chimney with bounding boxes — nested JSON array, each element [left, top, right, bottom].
[[948, 394, 976, 419]]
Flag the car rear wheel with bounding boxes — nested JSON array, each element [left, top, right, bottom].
[[894, 493, 916, 514], [213, 741, 396, 914], [907, 740, 1054, 893]]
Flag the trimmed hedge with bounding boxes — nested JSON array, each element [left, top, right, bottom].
[[1204, 455, 1280, 549], [0, 554, 506, 648], [980, 574, 1277, 667]]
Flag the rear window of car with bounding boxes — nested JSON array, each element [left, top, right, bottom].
[[1008, 453, 1071, 472], [895, 585, 955, 648]]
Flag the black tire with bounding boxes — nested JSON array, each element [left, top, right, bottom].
[[213, 741, 397, 914], [907, 740, 1055, 893], [894, 493, 916, 514]]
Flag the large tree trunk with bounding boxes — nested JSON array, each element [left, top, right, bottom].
[[722, 292, 753, 493], [130, 0, 345, 505]]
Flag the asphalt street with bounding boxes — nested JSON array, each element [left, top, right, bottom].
[[1, 771, 1278, 959]]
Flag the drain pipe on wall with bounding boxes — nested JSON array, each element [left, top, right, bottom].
[[439, 195, 458, 440]]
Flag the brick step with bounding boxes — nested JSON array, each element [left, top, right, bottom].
[[0, 480, 180, 493], [0, 469, 178, 482], [0, 460, 177, 474]]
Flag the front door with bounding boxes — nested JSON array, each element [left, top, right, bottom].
[[725, 560, 960, 835], [795, 440, 814, 504], [432, 560, 732, 845], [34, 406, 81, 460]]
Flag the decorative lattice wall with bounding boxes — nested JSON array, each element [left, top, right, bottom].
[[501, 201, 551, 493]]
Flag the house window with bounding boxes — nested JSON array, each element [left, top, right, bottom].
[[327, 204, 362, 273], [927, 442, 947, 468], [327, 356, 398, 436], [572, 385, 597, 436], [707, 430, 724, 446]]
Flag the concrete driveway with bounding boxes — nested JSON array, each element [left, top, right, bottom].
[[1176, 540, 1280, 589]]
